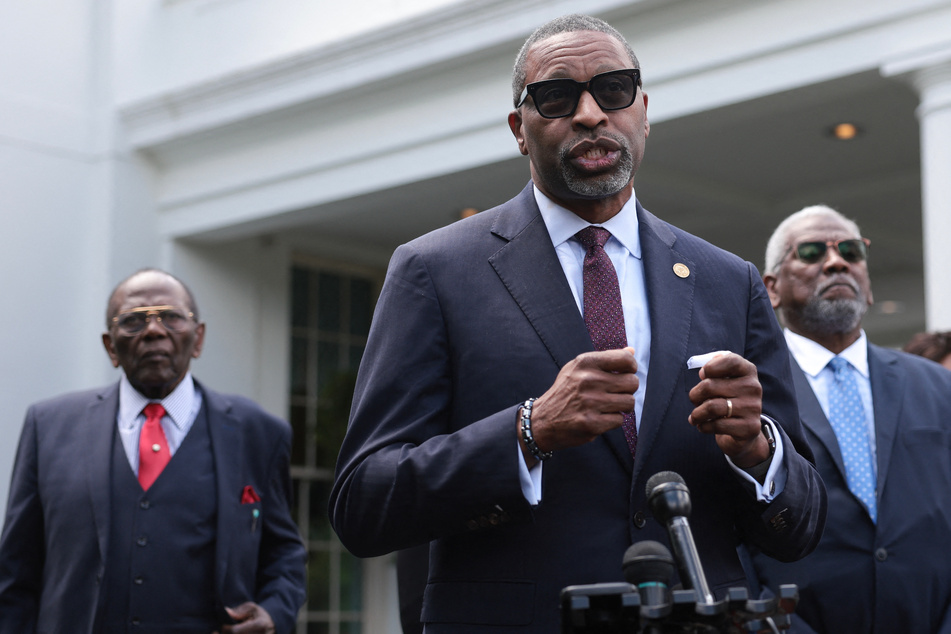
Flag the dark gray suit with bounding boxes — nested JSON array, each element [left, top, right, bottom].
[[0, 380, 307, 634], [751, 343, 951, 633], [330, 184, 826, 633]]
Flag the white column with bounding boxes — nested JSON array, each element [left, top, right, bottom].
[[915, 61, 951, 330], [884, 50, 951, 331]]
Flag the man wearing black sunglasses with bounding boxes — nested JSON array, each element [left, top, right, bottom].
[[749, 205, 951, 633], [331, 14, 826, 633]]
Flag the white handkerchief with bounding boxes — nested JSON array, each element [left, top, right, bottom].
[[686, 350, 730, 369]]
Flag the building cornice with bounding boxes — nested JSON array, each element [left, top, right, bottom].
[[118, 0, 652, 149]]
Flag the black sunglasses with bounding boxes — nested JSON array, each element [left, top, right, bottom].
[[786, 238, 871, 265], [517, 69, 641, 119]]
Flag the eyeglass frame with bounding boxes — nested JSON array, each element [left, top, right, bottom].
[[110, 304, 197, 336], [516, 68, 642, 119], [781, 238, 871, 267]]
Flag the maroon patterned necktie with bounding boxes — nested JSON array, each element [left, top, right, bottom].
[[575, 226, 637, 456], [138, 402, 170, 490]]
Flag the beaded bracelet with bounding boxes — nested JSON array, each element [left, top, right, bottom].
[[519, 398, 553, 461]]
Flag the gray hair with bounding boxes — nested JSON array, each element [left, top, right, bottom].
[[106, 267, 200, 326], [764, 204, 863, 274], [512, 14, 640, 108]]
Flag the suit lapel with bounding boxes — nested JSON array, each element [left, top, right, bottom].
[[789, 357, 850, 481], [634, 205, 696, 480], [203, 385, 243, 600], [488, 184, 633, 468], [867, 344, 902, 496], [488, 184, 593, 369], [84, 384, 120, 564]]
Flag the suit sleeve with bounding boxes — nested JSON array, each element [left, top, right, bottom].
[[252, 418, 308, 634], [329, 244, 533, 558], [734, 263, 827, 562], [0, 408, 43, 633]]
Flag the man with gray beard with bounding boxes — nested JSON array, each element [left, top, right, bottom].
[[749, 204, 951, 633], [330, 14, 826, 633]]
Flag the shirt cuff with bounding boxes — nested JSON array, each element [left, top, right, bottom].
[[727, 416, 786, 502], [518, 439, 543, 505]]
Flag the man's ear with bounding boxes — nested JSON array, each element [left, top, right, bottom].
[[763, 274, 781, 309], [102, 332, 120, 368], [508, 110, 529, 156], [641, 92, 650, 138], [192, 322, 206, 359]]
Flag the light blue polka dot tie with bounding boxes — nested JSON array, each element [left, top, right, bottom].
[[827, 357, 877, 522]]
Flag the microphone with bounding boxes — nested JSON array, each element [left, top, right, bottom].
[[622, 540, 673, 620], [646, 471, 715, 605]]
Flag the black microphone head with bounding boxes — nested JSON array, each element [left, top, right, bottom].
[[622, 540, 675, 586], [645, 470, 685, 496], [646, 470, 691, 523]]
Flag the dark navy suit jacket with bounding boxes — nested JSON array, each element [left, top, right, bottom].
[[0, 380, 307, 634], [751, 344, 951, 633], [330, 183, 826, 633]]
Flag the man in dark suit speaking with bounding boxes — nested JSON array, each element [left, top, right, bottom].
[[749, 205, 951, 633], [330, 14, 826, 633], [0, 268, 306, 633]]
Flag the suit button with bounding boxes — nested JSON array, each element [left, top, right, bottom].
[[139, 500, 150, 510], [478, 516, 490, 528], [136, 536, 148, 546], [875, 548, 888, 562], [132, 617, 140, 626], [466, 520, 479, 531], [488, 513, 500, 526], [134, 576, 144, 585], [633, 511, 646, 529]]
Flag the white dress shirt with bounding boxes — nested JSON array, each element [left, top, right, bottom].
[[117, 371, 204, 475], [519, 186, 783, 503]]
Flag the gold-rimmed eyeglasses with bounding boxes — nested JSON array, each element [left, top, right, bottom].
[[111, 305, 195, 336]]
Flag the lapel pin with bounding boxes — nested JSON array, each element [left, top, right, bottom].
[[252, 508, 260, 533], [673, 263, 690, 278]]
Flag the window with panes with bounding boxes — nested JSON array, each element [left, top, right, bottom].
[[288, 263, 378, 634]]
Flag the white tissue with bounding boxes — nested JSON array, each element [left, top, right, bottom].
[[686, 350, 730, 369]]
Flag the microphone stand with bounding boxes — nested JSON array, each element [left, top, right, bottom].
[[560, 582, 799, 633], [560, 470, 801, 633]]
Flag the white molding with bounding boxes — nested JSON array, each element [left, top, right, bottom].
[[882, 41, 951, 78], [118, 0, 649, 149]]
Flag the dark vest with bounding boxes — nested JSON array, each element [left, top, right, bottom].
[[98, 404, 219, 633]]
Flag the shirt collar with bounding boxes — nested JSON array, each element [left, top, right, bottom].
[[533, 184, 642, 259], [118, 371, 196, 432], [784, 329, 869, 378]]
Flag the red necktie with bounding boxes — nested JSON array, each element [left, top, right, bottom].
[[576, 226, 637, 456], [138, 402, 170, 490]]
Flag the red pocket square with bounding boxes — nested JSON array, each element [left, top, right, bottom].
[[241, 485, 261, 504]]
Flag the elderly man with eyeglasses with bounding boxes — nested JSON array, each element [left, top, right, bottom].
[[330, 14, 826, 633], [744, 205, 951, 633], [0, 268, 306, 634]]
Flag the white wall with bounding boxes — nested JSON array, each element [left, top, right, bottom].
[[0, 0, 117, 513]]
